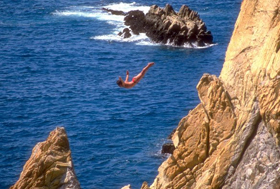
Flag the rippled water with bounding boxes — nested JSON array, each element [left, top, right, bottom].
[[0, 0, 241, 188]]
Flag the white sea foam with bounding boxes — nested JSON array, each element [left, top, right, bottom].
[[53, 5, 125, 24], [103, 2, 150, 14], [53, 2, 152, 44], [54, 10, 96, 18], [164, 40, 217, 49], [92, 32, 151, 44], [136, 40, 159, 46], [183, 42, 217, 49], [53, 2, 149, 24]]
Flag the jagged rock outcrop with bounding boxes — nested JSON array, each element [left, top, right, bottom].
[[124, 4, 213, 46], [10, 127, 80, 189], [141, 0, 280, 188], [102, 8, 125, 16], [102, 4, 212, 46]]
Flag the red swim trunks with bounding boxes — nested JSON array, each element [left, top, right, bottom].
[[132, 77, 137, 83]]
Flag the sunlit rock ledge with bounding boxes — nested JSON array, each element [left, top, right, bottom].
[[10, 127, 80, 189], [140, 0, 280, 188]]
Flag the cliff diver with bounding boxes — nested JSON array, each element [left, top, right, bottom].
[[116, 62, 155, 88]]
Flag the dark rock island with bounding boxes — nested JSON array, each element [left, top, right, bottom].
[[108, 4, 213, 47]]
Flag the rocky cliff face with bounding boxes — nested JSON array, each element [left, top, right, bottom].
[[144, 0, 280, 188], [10, 127, 80, 189]]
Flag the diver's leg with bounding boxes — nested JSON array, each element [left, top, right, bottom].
[[134, 62, 154, 81]]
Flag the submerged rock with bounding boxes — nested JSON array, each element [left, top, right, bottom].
[[10, 127, 80, 189]]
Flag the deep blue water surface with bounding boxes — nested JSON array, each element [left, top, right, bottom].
[[0, 0, 241, 188]]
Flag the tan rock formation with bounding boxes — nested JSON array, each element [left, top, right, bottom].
[[10, 127, 80, 189], [142, 0, 280, 188]]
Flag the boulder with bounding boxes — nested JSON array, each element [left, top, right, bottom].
[[118, 28, 132, 38]]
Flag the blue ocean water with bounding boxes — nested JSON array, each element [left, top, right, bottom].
[[0, 0, 241, 188]]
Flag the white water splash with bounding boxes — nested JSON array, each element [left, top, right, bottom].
[[53, 6, 125, 23], [103, 2, 150, 14], [92, 33, 151, 45]]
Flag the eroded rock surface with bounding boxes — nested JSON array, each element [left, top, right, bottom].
[[124, 4, 213, 46], [103, 4, 213, 46], [10, 127, 80, 189], [141, 0, 280, 188]]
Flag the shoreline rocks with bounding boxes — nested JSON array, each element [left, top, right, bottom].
[[143, 4, 213, 46], [10, 127, 80, 189], [103, 4, 213, 46]]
